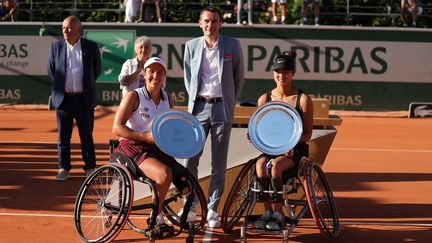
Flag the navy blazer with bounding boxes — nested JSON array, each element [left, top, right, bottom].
[[48, 38, 101, 109]]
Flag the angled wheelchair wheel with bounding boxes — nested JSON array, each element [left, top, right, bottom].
[[221, 159, 256, 233], [303, 161, 340, 241], [163, 169, 207, 230], [74, 164, 133, 243]]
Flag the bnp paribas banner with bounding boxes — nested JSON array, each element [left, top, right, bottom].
[[84, 30, 135, 82], [0, 24, 431, 111]]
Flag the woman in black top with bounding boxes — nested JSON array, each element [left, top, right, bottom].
[[252, 51, 313, 231]]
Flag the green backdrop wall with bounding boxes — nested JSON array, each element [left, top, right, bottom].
[[1, 22, 431, 111]]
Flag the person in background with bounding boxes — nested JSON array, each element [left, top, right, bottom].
[[113, 57, 184, 236], [271, 0, 286, 24], [48, 16, 101, 181], [183, 6, 244, 228], [124, 0, 140, 23], [401, 0, 419, 27], [0, 0, 17, 21], [252, 51, 313, 231], [118, 36, 152, 98], [137, 0, 162, 23], [301, 0, 321, 26]]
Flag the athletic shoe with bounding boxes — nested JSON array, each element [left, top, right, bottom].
[[207, 210, 221, 228], [266, 211, 286, 231], [56, 169, 70, 181], [254, 210, 272, 230]]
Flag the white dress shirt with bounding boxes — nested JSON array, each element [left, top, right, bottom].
[[65, 39, 83, 93], [198, 39, 222, 98], [118, 57, 145, 97]]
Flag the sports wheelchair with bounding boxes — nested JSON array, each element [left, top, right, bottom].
[[221, 157, 339, 242], [73, 140, 208, 242]]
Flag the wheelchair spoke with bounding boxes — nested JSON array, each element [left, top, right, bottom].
[[74, 164, 133, 243]]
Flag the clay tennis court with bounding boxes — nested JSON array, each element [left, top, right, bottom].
[[0, 105, 431, 242]]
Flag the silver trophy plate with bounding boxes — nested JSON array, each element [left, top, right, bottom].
[[152, 110, 205, 159], [248, 101, 303, 155]]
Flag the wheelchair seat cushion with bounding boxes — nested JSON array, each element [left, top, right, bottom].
[[110, 152, 139, 178]]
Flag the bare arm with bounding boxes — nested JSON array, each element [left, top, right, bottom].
[[112, 91, 154, 144], [299, 93, 313, 143]]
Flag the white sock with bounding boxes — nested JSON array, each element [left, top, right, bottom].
[[281, 15, 286, 22], [155, 213, 165, 226], [273, 16, 278, 22], [315, 17, 319, 24]]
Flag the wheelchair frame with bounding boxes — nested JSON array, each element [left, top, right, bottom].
[[221, 157, 339, 242], [73, 140, 208, 243]]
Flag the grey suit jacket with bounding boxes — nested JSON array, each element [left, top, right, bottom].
[[183, 35, 245, 123], [48, 38, 101, 109]]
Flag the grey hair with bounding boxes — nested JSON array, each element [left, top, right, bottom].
[[135, 36, 152, 50]]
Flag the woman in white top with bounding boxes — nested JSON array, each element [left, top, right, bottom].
[[118, 36, 152, 98], [113, 57, 186, 234]]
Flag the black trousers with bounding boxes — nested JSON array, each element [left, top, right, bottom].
[[56, 94, 95, 171]]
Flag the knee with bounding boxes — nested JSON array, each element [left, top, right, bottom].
[[155, 167, 172, 186], [255, 158, 267, 174]]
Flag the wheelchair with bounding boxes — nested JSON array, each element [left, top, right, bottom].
[[221, 156, 339, 242], [73, 140, 208, 242]]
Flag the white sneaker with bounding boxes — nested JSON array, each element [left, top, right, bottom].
[[207, 210, 221, 228], [177, 208, 196, 222]]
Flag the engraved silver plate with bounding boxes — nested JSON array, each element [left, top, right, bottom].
[[152, 110, 205, 158], [248, 101, 303, 155]]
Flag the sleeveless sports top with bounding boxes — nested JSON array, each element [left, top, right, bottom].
[[265, 89, 304, 118], [125, 86, 170, 133]]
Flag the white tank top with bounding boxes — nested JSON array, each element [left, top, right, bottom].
[[125, 87, 171, 133]]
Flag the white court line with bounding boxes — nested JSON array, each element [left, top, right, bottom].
[[0, 212, 73, 218], [1, 140, 431, 153], [1, 212, 431, 227], [0, 141, 57, 144]]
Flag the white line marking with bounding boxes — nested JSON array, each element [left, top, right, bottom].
[[0, 141, 57, 144], [339, 221, 432, 227], [0, 212, 73, 218]]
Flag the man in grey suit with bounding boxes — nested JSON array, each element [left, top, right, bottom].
[[48, 16, 101, 181], [183, 6, 244, 228]]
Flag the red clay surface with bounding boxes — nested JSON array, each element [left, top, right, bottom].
[[1, 106, 431, 242]]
